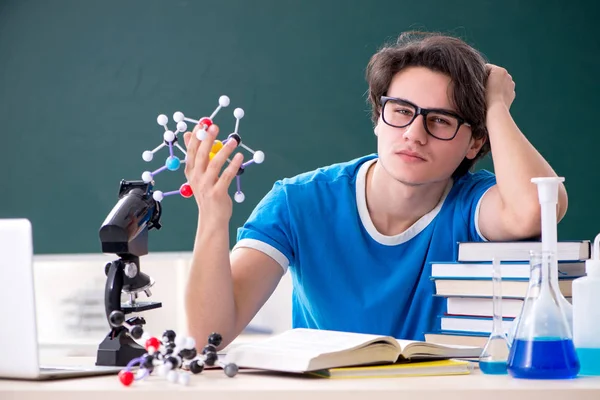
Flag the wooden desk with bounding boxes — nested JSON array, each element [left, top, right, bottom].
[[2, 358, 600, 400]]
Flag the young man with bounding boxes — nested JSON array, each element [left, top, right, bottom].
[[182, 32, 568, 347]]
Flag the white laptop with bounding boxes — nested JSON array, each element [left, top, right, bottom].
[[0, 218, 122, 380]]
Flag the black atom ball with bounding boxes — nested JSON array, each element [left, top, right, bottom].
[[202, 344, 216, 355], [208, 332, 222, 347], [141, 354, 154, 370], [204, 351, 218, 366], [163, 330, 176, 342], [179, 348, 197, 360], [190, 360, 204, 374]]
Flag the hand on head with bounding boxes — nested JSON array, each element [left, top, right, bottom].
[[485, 63, 516, 110]]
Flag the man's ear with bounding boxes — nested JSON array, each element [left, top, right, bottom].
[[466, 135, 486, 160], [374, 112, 382, 136]]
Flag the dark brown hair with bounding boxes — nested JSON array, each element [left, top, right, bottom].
[[366, 31, 490, 177]]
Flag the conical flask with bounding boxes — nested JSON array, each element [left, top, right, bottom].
[[531, 177, 573, 331], [479, 258, 510, 374], [507, 251, 580, 379]]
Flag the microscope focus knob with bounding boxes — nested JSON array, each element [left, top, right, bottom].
[[131, 325, 144, 339], [124, 262, 138, 278], [109, 310, 125, 327]]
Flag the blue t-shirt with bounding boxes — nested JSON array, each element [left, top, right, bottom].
[[234, 154, 496, 340]]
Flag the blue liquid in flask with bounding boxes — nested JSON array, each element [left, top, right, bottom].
[[507, 251, 581, 379], [508, 338, 579, 379], [480, 360, 508, 375], [576, 348, 600, 375]]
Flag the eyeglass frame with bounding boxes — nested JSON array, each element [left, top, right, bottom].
[[379, 95, 472, 141]]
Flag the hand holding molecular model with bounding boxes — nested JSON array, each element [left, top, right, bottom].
[[141, 95, 264, 204]]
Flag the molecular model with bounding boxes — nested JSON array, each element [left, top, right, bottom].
[[140, 95, 265, 203], [113, 314, 238, 386]]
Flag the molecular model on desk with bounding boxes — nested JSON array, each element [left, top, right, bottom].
[[140, 95, 265, 203], [109, 311, 237, 386]]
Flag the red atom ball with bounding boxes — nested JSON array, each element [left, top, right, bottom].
[[118, 370, 134, 386], [199, 117, 213, 129], [180, 183, 193, 198], [145, 337, 160, 351]]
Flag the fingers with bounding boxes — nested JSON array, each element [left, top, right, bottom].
[[204, 136, 239, 184], [195, 124, 220, 173], [184, 131, 200, 171], [185, 123, 220, 174], [214, 152, 244, 194]]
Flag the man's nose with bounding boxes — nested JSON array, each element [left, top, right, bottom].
[[401, 114, 428, 145]]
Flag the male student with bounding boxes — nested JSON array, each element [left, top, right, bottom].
[[181, 31, 568, 347]]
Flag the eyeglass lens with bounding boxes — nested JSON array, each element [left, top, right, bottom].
[[383, 99, 460, 140]]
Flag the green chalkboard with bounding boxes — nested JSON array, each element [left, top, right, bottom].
[[1, 0, 598, 254]]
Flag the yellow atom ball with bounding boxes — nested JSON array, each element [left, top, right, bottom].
[[209, 152, 215, 160], [211, 140, 224, 154]]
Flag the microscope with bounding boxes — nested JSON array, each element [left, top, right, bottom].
[[95, 179, 163, 367], [93, 97, 264, 367]]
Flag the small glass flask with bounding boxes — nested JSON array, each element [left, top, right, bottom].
[[479, 257, 510, 374]]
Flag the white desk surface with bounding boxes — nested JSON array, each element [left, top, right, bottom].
[[2, 356, 600, 400]]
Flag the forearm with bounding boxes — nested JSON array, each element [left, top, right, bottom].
[[185, 216, 238, 347], [486, 103, 568, 220]]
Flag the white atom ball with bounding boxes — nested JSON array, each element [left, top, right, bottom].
[[175, 336, 186, 349], [163, 130, 175, 142], [253, 151, 265, 164], [233, 108, 244, 119], [177, 121, 187, 132], [184, 337, 196, 349], [142, 171, 153, 183], [167, 370, 178, 383], [153, 191, 164, 202], [234, 192, 245, 203], [157, 364, 168, 377], [142, 151, 153, 162], [219, 95, 230, 107], [173, 111, 184, 122], [196, 129, 207, 140], [178, 372, 190, 386], [157, 114, 168, 126]]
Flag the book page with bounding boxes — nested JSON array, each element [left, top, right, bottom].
[[395, 339, 477, 350], [396, 339, 481, 359], [231, 328, 399, 357]]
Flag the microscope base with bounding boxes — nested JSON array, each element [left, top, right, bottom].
[[96, 330, 146, 367]]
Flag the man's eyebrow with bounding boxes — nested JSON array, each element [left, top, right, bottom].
[[392, 96, 459, 114]]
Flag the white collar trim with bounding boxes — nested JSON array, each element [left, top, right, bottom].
[[355, 158, 453, 246]]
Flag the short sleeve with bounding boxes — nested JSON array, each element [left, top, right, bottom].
[[457, 170, 497, 242], [233, 181, 295, 273]]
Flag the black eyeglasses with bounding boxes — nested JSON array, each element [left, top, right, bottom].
[[380, 96, 471, 141]]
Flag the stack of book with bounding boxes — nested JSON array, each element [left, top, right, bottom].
[[424, 240, 590, 347]]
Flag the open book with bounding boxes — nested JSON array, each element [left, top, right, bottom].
[[224, 328, 482, 373]]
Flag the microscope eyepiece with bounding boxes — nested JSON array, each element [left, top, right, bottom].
[[99, 180, 161, 257]]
